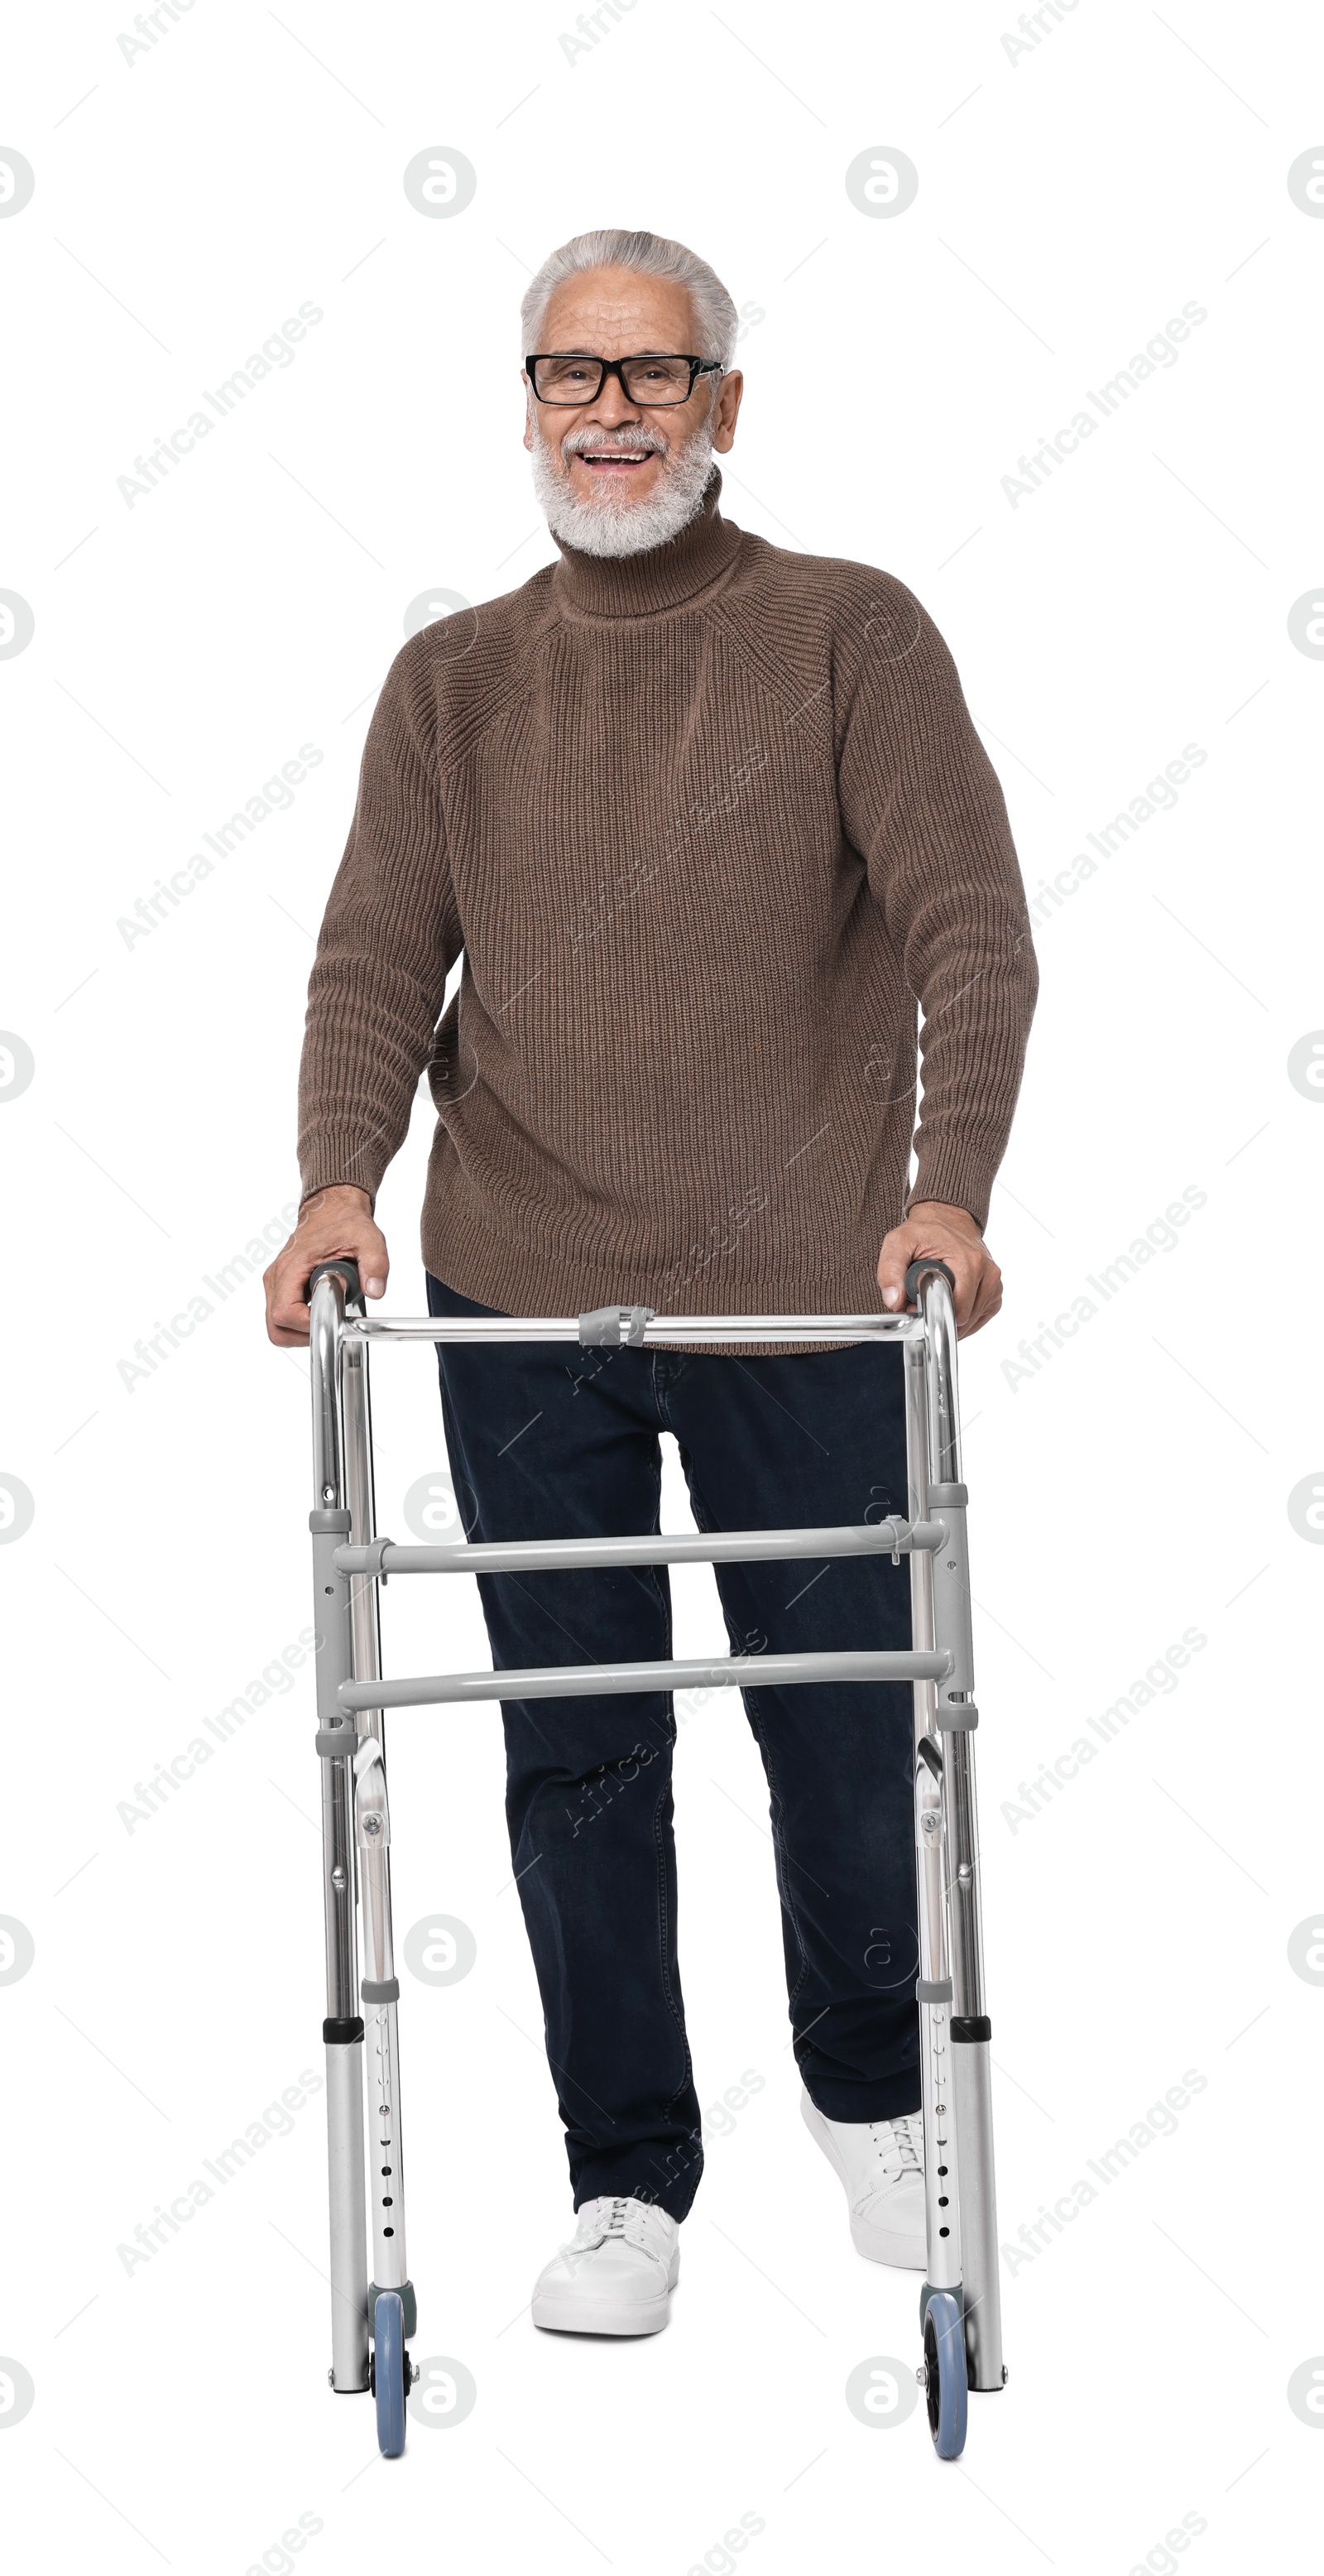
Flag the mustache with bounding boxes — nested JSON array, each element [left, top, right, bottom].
[[559, 424, 672, 459]]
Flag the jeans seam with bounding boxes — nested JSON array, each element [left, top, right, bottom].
[[648, 1378, 701, 2122], [741, 1693, 813, 2021], [653, 1777, 694, 2119]]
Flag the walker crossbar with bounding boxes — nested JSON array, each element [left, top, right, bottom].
[[305, 1260, 1005, 2458], [339, 1311, 926, 1346], [336, 1647, 953, 1713], [334, 1516, 947, 1579]]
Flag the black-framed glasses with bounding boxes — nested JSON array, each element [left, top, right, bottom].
[[525, 352, 722, 407]]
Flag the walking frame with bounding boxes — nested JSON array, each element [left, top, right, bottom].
[[305, 1255, 1004, 2460]]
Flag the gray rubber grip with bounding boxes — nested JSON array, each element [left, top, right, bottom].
[[904, 1257, 956, 1300], [309, 1257, 364, 1309]]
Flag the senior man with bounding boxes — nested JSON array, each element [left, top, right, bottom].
[[266, 226, 1037, 2340]]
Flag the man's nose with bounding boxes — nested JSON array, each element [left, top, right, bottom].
[[583, 372, 644, 428]]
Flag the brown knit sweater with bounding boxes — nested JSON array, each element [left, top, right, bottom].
[[297, 474, 1037, 1339]]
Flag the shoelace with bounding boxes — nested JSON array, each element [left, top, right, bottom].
[[866, 2112, 923, 2178], [566, 2196, 662, 2261]]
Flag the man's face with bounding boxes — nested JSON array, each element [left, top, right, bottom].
[[523, 266, 743, 552]]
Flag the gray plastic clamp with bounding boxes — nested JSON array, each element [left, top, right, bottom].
[[578, 1304, 656, 1347], [362, 1976, 400, 2004], [915, 1977, 953, 2002], [315, 1726, 357, 1758], [356, 1536, 395, 1584], [933, 1702, 980, 1732], [928, 1481, 969, 1507]]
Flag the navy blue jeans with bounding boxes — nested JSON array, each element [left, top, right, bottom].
[[427, 1273, 921, 2221]]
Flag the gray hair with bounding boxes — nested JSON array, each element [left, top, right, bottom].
[[520, 228, 739, 368]]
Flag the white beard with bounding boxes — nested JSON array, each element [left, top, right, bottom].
[[530, 421, 717, 559]]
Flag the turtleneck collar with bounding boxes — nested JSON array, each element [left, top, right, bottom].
[[549, 469, 741, 618]]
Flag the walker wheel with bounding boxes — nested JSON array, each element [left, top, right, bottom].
[[372, 2291, 407, 2458], [922, 2290, 968, 2460]]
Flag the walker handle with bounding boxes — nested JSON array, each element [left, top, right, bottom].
[[308, 1257, 365, 1310], [904, 1257, 956, 1304]]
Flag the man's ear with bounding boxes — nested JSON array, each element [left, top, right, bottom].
[[521, 371, 534, 452], [711, 368, 744, 455]]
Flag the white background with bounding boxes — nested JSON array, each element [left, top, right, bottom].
[[2, 1, 1322, 2567]]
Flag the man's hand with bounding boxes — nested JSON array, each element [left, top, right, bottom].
[[264, 1185, 390, 1346], [876, 1200, 1002, 1339]]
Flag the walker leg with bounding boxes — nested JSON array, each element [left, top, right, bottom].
[[310, 1273, 370, 2393], [324, 1986, 370, 2391], [904, 1344, 966, 2362], [915, 1283, 1006, 2396], [341, 1333, 417, 2396], [316, 1684, 370, 2391]]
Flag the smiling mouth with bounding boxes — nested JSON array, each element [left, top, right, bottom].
[[573, 450, 656, 472]]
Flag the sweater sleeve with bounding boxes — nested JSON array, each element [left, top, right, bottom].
[[835, 580, 1038, 1230], [297, 642, 462, 1212]]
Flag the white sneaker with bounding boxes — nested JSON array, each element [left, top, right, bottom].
[[531, 2195, 680, 2336], [801, 2088, 927, 2268]]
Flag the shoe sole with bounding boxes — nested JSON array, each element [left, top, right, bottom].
[[531, 2285, 674, 2337], [848, 2213, 926, 2270], [801, 2093, 927, 2271]]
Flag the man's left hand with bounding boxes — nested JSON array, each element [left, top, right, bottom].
[[876, 1200, 1002, 1338]]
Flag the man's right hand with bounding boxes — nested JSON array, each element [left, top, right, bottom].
[[264, 1185, 390, 1345]]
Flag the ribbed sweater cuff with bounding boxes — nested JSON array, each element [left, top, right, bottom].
[[298, 1159, 379, 1215], [906, 1151, 996, 1233]]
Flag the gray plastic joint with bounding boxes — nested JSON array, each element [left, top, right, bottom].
[[369, 2279, 417, 2339], [309, 1507, 353, 1533], [361, 1976, 400, 2004], [356, 1536, 395, 1584], [876, 1514, 907, 1563], [578, 1304, 655, 1347], [915, 1977, 953, 2002], [934, 1702, 980, 1732], [927, 1480, 968, 1507], [315, 1726, 357, 1758]]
